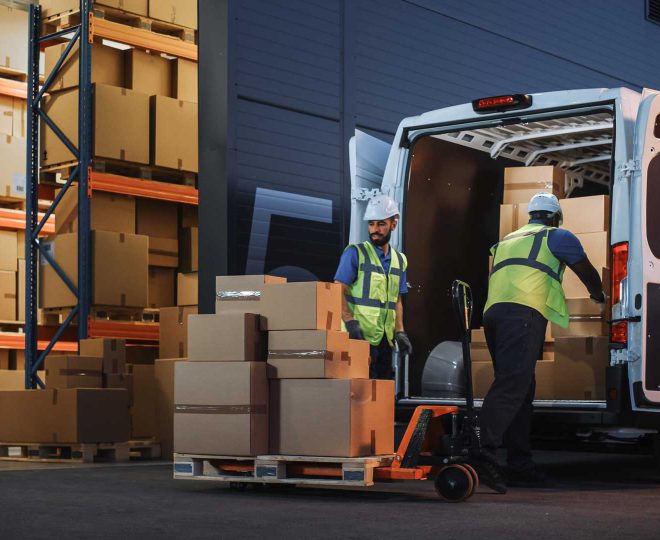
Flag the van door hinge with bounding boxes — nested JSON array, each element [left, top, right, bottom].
[[351, 188, 381, 201], [617, 160, 640, 178], [610, 348, 640, 365]]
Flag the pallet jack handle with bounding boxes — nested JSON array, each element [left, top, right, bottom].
[[451, 280, 475, 413]]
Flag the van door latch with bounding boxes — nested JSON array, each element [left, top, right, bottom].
[[617, 160, 640, 178], [352, 188, 382, 201]]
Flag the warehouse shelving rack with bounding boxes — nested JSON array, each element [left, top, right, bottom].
[[25, 1, 198, 388]]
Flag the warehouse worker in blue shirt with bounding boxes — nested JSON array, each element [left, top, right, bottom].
[[475, 192, 606, 494], [334, 195, 412, 380]]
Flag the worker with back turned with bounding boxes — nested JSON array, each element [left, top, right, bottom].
[[334, 195, 412, 379], [474, 192, 606, 493]]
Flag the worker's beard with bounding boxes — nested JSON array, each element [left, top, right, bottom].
[[370, 231, 392, 247]]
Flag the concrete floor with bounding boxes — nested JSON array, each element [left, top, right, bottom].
[[1, 451, 660, 539]]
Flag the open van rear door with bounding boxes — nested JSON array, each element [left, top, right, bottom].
[[637, 93, 660, 405], [348, 130, 391, 243]]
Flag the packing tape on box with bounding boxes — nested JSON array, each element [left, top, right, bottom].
[[505, 182, 557, 191], [268, 350, 329, 360], [175, 404, 267, 415], [216, 290, 261, 301], [51, 369, 103, 377]]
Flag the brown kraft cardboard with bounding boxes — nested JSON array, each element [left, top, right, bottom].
[[215, 274, 287, 316], [503, 166, 565, 205], [187, 313, 266, 362], [79, 337, 127, 376], [150, 96, 198, 172], [177, 272, 198, 306], [159, 306, 198, 359], [45, 355, 103, 389]]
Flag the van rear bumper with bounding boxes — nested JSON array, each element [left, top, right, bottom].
[[397, 397, 607, 410]]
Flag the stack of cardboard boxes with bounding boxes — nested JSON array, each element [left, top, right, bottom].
[[172, 276, 395, 459], [472, 166, 611, 401]]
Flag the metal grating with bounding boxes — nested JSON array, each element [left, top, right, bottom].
[[648, 0, 660, 24]]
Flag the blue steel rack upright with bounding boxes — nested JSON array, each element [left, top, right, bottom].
[[25, 0, 93, 389]]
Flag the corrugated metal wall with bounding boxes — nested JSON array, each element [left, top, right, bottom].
[[221, 0, 660, 279]]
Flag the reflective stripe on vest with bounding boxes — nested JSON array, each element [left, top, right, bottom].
[[485, 223, 569, 328], [345, 241, 406, 346]]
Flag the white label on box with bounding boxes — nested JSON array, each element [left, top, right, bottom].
[[40, 241, 53, 266], [12, 173, 26, 195]]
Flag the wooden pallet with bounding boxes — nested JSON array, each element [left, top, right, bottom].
[[43, 5, 196, 43], [42, 306, 160, 326], [41, 158, 197, 187], [173, 454, 395, 487], [0, 440, 161, 463], [0, 320, 25, 333]]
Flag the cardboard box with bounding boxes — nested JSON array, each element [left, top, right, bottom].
[[179, 227, 198, 273], [0, 230, 18, 271], [155, 358, 183, 459], [125, 49, 172, 97], [174, 361, 268, 456], [79, 338, 127, 375], [45, 355, 103, 389], [188, 313, 266, 362], [42, 1, 148, 17], [44, 41, 124, 93], [499, 203, 529, 239], [576, 231, 609, 271], [471, 327, 554, 362], [159, 306, 197, 359], [126, 345, 158, 365], [172, 58, 197, 102], [42, 84, 150, 166], [0, 350, 8, 370], [503, 166, 565, 205], [0, 388, 130, 443], [473, 359, 556, 400], [105, 373, 134, 406], [553, 337, 608, 400], [12, 98, 27, 138], [177, 271, 197, 306], [0, 5, 28, 72], [129, 364, 156, 438], [348, 339, 371, 373], [267, 330, 368, 379], [561, 195, 609, 234], [149, 266, 176, 308], [563, 267, 610, 299], [17, 258, 25, 321], [261, 282, 342, 332], [40, 231, 149, 308], [0, 135, 26, 200], [55, 187, 136, 234], [0, 95, 13, 136], [215, 274, 287, 315], [270, 379, 394, 457], [150, 96, 198, 172], [149, 0, 197, 29], [0, 270, 17, 321], [551, 298, 609, 338], [149, 237, 178, 268], [0, 369, 45, 391], [181, 205, 198, 228], [136, 198, 178, 239]]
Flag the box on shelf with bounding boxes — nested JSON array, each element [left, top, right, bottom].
[[563, 267, 610, 299], [42, 84, 150, 166], [136, 198, 178, 239], [267, 330, 368, 379], [551, 298, 609, 338], [503, 166, 565, 205], [270, 379, 394, 457], [553, 336, 608, 400], [177, 271, 197, 306], [149, 237, 178, 268], [0, 5, 29, 72], [181, 205, 198, 228], [0, 95, 13, 136], [11, 98, 27, 139], [0, 230, 18, 272], [179, 227, 198, 273], [155, 358, 184, 459], [260, 282, 342, 331], [561, 195, 609, 234], [575, 231, 609, 271], [149, 0, 197, 29], [0, 369, 46, 391], [0, 350, 9, 370], [129, 364, 156, 439], [44, 41, 124, 93], [40, 230, 149, 308], [125, 49, 172, 97], [42, 1, 148, 17], [149, 266, 176, 308], [0, 388, 130, 443], [45, 355, 103, 389], [0, 270, 17, 321], [79, 337, 127, 376], [188, 313, 266, 362], [159, 306, 197, 359], [150, 96, 198, 172], [174, 361, 268, 456], [215, 274, 287, 316], [0, 134, 26, 200], [172, 58, 197, 102], [55, 188, 136, 234], [17, 259, 25, 321]]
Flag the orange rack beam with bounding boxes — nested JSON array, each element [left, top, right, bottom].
[[0, 78, 27, 100], [0, 332, 78, 351], [89, 170, 198, 205], [0, 208, 56, 235], [87, 318, 159, 341], [90, 15, 198, 61]]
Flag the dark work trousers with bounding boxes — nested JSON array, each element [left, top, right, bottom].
[[479, 302, 547, 471], [370, 337, 394, 380]]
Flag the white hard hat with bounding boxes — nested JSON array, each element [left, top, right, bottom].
[[528, 192, 563, 223], [364, 194, 400, 221]]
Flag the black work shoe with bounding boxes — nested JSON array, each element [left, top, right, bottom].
[[507, 465, 549, 488], [471, 456, 507, 494]]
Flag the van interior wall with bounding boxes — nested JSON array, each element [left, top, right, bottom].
[[403, 136, 518, 395]]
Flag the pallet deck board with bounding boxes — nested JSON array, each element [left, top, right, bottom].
[[0, 440, 161, 464]]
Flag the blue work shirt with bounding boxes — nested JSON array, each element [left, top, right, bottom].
[[334, 241, 409, 294], [529, 219, 587, 265]]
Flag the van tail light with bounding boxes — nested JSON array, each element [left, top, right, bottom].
[[611, 242, 629, 345]]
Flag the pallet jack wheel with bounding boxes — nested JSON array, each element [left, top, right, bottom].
[[462, 463, 479, 494], [229, 481, 249, 491], [434, 464, 474, 502]]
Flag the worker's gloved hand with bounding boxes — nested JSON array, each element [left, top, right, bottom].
[[345, 320, 365, 341], [395, 331, 413, 356], [590, 291, 606, 304]]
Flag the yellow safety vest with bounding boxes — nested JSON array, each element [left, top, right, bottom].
[[484, 223, 569, 328]]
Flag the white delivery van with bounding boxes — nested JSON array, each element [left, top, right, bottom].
[[349, 88, 660, 438]]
